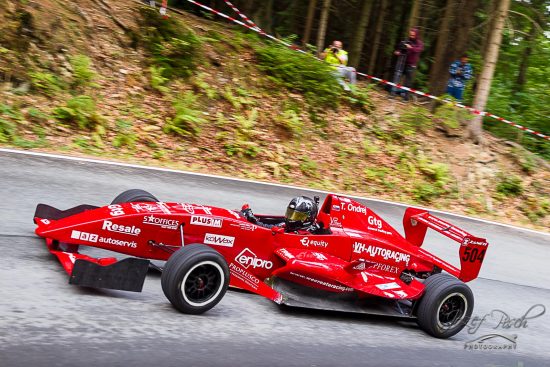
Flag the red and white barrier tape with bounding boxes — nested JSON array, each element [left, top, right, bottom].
[[181, 0, 548, 141], [222, 0, 264, 34]]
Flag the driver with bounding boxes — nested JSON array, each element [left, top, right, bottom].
[[241, 196, 330, 234]]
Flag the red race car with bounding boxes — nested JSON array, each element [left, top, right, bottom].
[[33, 189, 489, 338]]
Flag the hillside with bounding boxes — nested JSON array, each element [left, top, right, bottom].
[[0, 0, 548, 230]]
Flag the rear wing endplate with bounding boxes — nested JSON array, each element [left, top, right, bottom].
[[403, 208, 489, 282]]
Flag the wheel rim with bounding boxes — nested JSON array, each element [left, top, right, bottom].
[[181, 261, 224, 307], [436, 292, 468, 330]]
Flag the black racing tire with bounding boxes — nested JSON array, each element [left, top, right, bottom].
[[416, 273, 474, 339], [161, 244, 229, 314], [111, 189, 159, 204]]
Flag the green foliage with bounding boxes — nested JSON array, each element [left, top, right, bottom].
[[192, 74, 217, 99], [484, 31, 550, 159], [399, 106, 433, 133], [364, 166, 388, 182], [412, 182, 445, 203], [276, 107, 303, 137], [520, 196, 549, 224], [138, 6, 201, 79], [433, 102, 469, 130], [149, 66, 170, 94], [299, 156, 318, 177], [362, 139, 380, 156], [512, 147, 537, 174], [29, 71, 64, 95], [0, 103, 23, 143], [113, 119, 137, 149], [219, 109, 261, 158], [255, 42, 341, 107], [164, 91, 204, 137], [53, 95, 102, 129], [418, 157, 450, 187], [496, 174, 523, 197], [69, 55, 96, 88]]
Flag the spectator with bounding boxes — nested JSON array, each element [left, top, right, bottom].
[[447, 55, 473, 101], [320, 40, 356, 92], [392, 28, 424, 100]]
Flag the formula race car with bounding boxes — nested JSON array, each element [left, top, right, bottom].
[[33, 189, 489, 338]]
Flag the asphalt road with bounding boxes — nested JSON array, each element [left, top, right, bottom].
[[0, 149, 549, 367]]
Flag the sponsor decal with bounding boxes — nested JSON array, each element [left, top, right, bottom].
[[229, 262, 260, 290], [40, 219, 50, 225], [191, 215, 223, 228], [383, 291, 396, 298], [300, 237, 329, 248], [157, 202, 172, 214], [102, 220, 141, 236], [181, 203, 195, 214], [230, 223, 257, 231], [226, 209, 242, 220], [98, 236, 137, 248], [108, 204, 124, 216], [361, 272, 369, 282], [290, 272, 354, 292], [311, 252, 327, 261], [376, 282, 401, 290], [332, 204, 341, 212], [370, 262, 400, 274], [462, 238, 488, 247], [348, 232, 363, 238], [353, 262, 366, 271], [330, 217, 342, 227], [340, 197, 351, 203], [394, 290, 408, 298], [204, 233, 235, 247], [367, 216, 382, 229], [278, 248, 295, 260], [71, 230, 98, 243], [353, 243, 410, 264], [178, 203, 213, 215], [235, 248, 273, 269], [131, 203, 164, 213], [143, 215, 179, 230], [341, 202, 366, 215]]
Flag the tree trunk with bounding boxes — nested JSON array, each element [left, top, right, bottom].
[[514, 24, 536, 94], [481, 0, 498, 58], [349, 0, 373, 68], [470, 0, 511, 144], [302, 0, 317, 46], [316, 0, 331, 56], [367, 0, 387, 76], [427, 0, 455, 96], [407, 0, 421, 31], [452, 0, 478, 56]]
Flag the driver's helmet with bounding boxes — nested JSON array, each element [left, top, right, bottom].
[[285, 196, 318, 231]]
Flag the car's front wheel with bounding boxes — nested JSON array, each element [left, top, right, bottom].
[[161, 244, 230, 314], [416, 273, 473, 338]]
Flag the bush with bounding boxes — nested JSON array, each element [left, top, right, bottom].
[[149, 66, 170, 94], [113, 119, 137, 149], [276, 108, 303, 137], [413, 182, 445, 203], [164, 91, 204, 137], [70, 55, 96, 88], [399, 106, 433, 133], [138, 6, 201, 79], [0, 117, 16, 143], [255, 43, 341, 107], [29, 71, 64, 95], [300, 156, 319, 177], [53, 95, 102, 129], [496, 174, 523, 197]]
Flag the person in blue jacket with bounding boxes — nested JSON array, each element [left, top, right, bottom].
[[447, 55, 473, 101]]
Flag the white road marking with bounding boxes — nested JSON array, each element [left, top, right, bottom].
[[1, 147, 548, 237]]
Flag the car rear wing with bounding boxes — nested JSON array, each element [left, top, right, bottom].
[[403, 208, 489, 282]]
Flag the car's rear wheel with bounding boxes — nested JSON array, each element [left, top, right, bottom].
[[416, 273, 473, 338], [111, 189, 158, 204], [161, 244, 229, 314]]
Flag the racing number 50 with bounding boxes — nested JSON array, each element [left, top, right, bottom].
[[461, 248, 486, 263]]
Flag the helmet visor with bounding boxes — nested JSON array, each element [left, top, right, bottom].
[[285, 208, 309, 222]]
